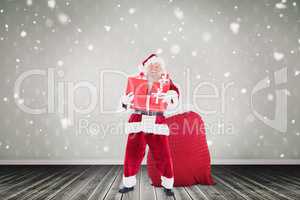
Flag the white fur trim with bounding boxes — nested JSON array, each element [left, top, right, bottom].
[[161, 176, 174, 189], [123, 175, 136, 187], [125, 122, 169, 135], [166, 90, 179, 98], [138, 64, 145, 73], [120, 92, 134, 105], [125, 115, 169, 135], [162, 90, 179, 117], [144, 56, 166, 70]]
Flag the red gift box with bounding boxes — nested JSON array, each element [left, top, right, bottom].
[[126, 74, 170, 112]]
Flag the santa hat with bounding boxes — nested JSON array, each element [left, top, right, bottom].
[[138, 53, 166, 74]]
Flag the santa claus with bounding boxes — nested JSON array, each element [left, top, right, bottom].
[[119, 53, 179, 196]]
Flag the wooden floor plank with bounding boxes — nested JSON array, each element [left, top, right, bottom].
[[12, 166, 74, 200], [223, 166, 300, 200], [2, 166, 71, 200], [172, 186, 192, 200], [71, 165, 116, 200], [41, 166, 94, 200], [0, 167, 35, 186], [0, 166, 31, 182], [43, 166, 100, 200], [0, 165, 299, 200], [85, 165, 121, 200], [102, 166, 123, 200], [184, 185, 210, 200], [217, 166, 292, 200], [140, 166, 156, 200], [121, 166, 141, 200], [212, 173, 269, 200]]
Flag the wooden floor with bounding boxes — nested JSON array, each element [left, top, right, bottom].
[[0, 165, 299, 200]]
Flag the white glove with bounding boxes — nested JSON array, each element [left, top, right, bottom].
[[162, 90, 179, 110], [120, 92, 134, 109]]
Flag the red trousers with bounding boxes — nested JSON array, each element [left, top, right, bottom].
[[122, 132, 174, 189]]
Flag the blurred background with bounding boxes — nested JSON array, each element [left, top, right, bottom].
[[0, 0, 299, 164]]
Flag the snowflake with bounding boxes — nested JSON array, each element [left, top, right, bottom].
[[241, 88, 247, 94], [128, 8, 136, 15], [170, 44, 180, 55], [229, 22, 240, 35], [275, 2, 287, 9], [156, 48, 163, 54], [103, 146, 109, 152], [224, 72, 231, 78], [57, 60, 64, 66], [17, 99, 24, 105], [273, 52, 284, 61], [26, 0, 33, 6], [174, 7, 184, 20], [48, 0, 56, 9], [104, 25, 111, 32], [191, 50, 197, 56], [202, 32, 211, 42], [20, 30, 27, 38], [259, 135, 264, 139], [57, 13, 70, 25], [267, 93, 274, 101], [61, 118, 71, 129], [87, 44, 94, 51]]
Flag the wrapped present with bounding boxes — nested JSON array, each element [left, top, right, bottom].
[[126, 73, 170, 112]]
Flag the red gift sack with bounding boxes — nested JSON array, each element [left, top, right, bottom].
[[147, 111, 216, 186]]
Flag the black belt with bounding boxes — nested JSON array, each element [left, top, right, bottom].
[[134, 109, 164, 116]]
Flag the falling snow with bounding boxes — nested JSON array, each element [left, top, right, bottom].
[[0, 0, 298, 161], [48, 0, 56, 9], [104, 25, 111, 32], [224, 72, 231, 78], [20, 30, 27, 38], [57, 13, 70, 25], [273, 52, 284, 61], [170, 44, 180, 55], [202, 32, 212, 42], [230, 22, 240, 34], [174, 7, 184, 20]]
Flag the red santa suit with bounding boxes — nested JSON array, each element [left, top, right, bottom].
[[121, 55, 180, 189]]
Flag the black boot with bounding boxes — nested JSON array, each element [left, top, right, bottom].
[[119, 186, 134, 193], [163, 187, 175, 196]]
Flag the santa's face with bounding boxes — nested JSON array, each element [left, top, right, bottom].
[[146, 63, 162, 81]]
